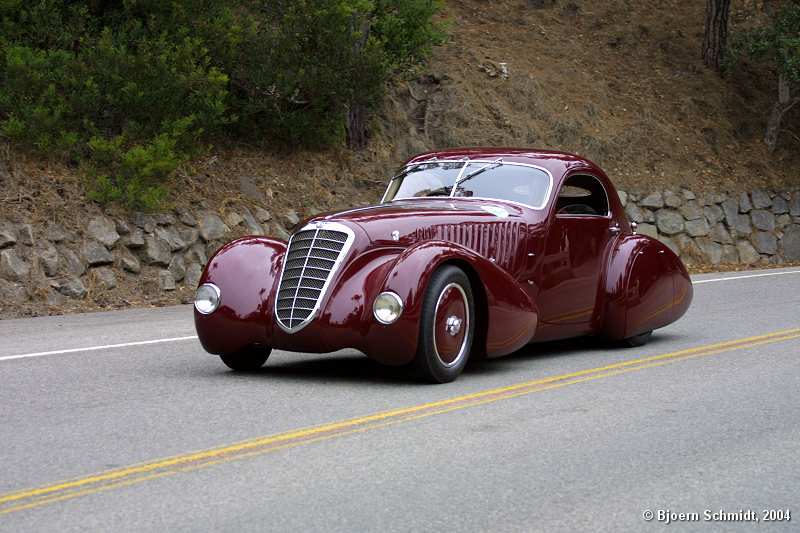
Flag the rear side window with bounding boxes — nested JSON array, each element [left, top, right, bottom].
[[555, 174, 609, 216]]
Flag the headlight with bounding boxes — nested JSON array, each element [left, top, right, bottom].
[[194, 283, 221, 315], [373, 291, 403, 324]]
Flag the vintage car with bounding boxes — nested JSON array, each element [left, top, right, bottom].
[[194, 148, 692, 383]]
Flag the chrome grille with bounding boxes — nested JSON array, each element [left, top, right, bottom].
[[275, 224, 352, 332]]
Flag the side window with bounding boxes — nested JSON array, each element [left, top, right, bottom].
[[555, 174, 609, 216]]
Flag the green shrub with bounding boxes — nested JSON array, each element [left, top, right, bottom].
[[0, 0, 448, 209]]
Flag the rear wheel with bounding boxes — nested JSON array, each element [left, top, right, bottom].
[[623, 330, 652, 347], [414, 265, 475, 383], [220, 344, 271, 371]]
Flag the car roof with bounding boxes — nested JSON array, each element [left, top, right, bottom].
[[400, 147, 605, 183]]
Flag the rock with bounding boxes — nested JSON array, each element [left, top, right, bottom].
[[721, 245, 738, 263], [155, 227, 186, 252], [179, 227, 200, 247], [133, 213, 156, 233], [279, 210, 301, 229], [59, 278, 87, 299], [254, 207, 272, 223], [61, 248, 85, 277], [226, 212, 244, 228], [115, 219, 131, 235], [155, 213, 176, 226], [679, 201, 703, 221], [184, 243, 208, 265], [17, 224, 34, 246], [703, 204, 725, 225], [772, 196, 789, 214], [185, 263, 203, 290], [617, 190, 627, 207], [658, 235, 680, 256], [780, 224, 800, 262], [39, 247, 63, 277], [753, 232, 778, 255], [271, 223, 291, 241], [1, 281, 28, 302], [738, 191, 752, 213], [158, 270, 176, 291], [168, 255, 186, 282], [92, 267, 117, 290], [625, 203, 644, 223], [721, 199, 739, 224], [0, 249, 30, 281], [0, 225, 17, 248], [198, 211, 229, 241], [776, 214, 792, 230], [681, 189, 696, 201], [44, 222, 66, 243], [728, 214, 752, 236], [635, 223, 658, 239], [120, 255, 141, 274], [139, 236, 172, 267], [125, 228, 145, 248], [790, 195, 800, 217], [710, 223, 733, 245], [87, 216, 120, 248], [663, 190, 682, 208], [684, 218, 710, 238], [750, 190, 772, 209], [654, 210, 684, 235], [675, 234, 701, 264], [241, 209, 265, 236], [639, 191, 664, 209], [697, 239, 723, 264], [736, 241, 759, 264], [749, 210, 775, 232], [175, 206, 198, 227], [84, 240, 114, 266]]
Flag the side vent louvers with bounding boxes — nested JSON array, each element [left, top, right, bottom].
[[275, 224, 353, 332]]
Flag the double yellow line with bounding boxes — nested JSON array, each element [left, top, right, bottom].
[[2, 328, 799, 515]]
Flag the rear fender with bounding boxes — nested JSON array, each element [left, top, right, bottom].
[[599, 235, 692, 340], [194, 237, 287, 355]]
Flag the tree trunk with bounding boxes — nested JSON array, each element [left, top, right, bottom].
[[764, 72, 800, 151], [702, 0, 731, 74], [346, 20, 372, 150]]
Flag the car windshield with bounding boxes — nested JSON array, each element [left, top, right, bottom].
[[382, 159, 552, 209]]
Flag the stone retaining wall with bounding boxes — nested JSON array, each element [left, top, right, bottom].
[[619, 188, 800, 265], [1, 187, 799, 309]]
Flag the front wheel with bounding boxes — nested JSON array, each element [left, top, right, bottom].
[[414, 265, 475, 383], [220, 344, 271, 371]]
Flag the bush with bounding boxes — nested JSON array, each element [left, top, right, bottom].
[[0, 0, 448, 209]]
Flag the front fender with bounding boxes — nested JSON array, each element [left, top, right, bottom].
[[374, 240, 538, 361], [194, 236, 287, 355]]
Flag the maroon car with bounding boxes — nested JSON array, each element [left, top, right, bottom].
[[194, 148, 692, 383]]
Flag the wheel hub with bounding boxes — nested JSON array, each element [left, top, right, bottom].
[[445, 316, 462, 336]]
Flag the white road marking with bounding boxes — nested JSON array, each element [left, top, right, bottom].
[[0, 336, 198, 362], [692, 269, 800, 284], [2, 270, 798, 362]]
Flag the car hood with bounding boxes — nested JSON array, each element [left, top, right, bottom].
[[316, 199, 537, 272]]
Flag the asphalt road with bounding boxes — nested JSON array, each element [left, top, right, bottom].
[[1, 268, 798, 532]]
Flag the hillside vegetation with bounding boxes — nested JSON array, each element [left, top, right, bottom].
[[0, 0, 799, 319]]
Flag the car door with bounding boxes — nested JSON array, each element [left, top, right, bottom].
[[536, 174, 617, 325]]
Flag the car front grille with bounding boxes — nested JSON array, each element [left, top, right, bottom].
[[275, 224, 352, 332]]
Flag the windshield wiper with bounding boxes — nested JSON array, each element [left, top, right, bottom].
[[450, 158, 503, 196]]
